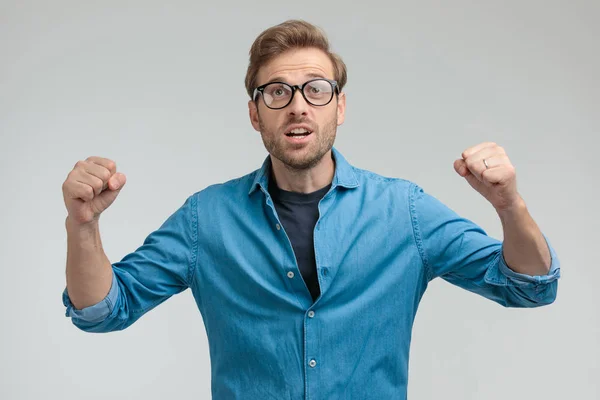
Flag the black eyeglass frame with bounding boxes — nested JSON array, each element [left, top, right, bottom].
[[252, 78, 339, 110]]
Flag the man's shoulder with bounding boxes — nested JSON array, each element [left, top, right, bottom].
[[351, 165, 415, 191], [190, 169, 259, 202]]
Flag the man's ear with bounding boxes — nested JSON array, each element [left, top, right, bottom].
[[336, 92, 346, 126], [248, 100, 261, 132]]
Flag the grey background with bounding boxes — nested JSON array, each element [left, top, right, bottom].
[[1, 1, 598, 399]]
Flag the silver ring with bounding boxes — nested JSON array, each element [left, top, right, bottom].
[[483, 158, 489, 169]]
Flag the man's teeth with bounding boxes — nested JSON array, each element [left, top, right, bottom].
[[287, 128, 311, 136]]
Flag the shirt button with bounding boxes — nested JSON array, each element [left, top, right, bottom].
[[276, 224, 281, 230], [309, 359, 317, 368], [308, 311, 315, 318], [287, 271, 294, 278]]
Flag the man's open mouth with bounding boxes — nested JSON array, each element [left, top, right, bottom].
[[285, 128, 313, 138]]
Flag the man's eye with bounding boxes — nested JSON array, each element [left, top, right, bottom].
[[310, 87, 321, 94], [274, 89, 285, 96]]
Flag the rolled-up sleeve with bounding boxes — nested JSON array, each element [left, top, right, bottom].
[[62, 271, 119, 324], [493, 234, 560, 286], [410, 183, 560, 308]]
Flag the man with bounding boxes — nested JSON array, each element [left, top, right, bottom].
[[62, 19, 560, 399]]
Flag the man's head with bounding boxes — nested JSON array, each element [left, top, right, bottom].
[[246, 20, 347, 170]]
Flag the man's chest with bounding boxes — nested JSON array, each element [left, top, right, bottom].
[[191, 198, 425, 311]]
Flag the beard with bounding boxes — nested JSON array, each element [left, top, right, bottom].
[[258, 110, 337, 171]]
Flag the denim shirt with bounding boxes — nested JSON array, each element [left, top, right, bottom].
[[63, 147, 560, 399]]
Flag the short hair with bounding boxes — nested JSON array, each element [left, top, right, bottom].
[[244, 19, 348, 99]]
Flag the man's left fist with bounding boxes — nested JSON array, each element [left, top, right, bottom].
[[454, 142, 522, 212]]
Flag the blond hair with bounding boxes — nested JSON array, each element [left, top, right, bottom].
[[244, 19, 347, 98]]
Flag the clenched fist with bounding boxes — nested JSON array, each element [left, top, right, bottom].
[[62, 157, 127, 225], [453, 142, 521, 212]]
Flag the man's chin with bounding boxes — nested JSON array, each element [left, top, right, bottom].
[[280, 149, 329, 170]]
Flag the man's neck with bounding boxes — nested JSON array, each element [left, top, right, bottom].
[[270, 151, 335, 194]]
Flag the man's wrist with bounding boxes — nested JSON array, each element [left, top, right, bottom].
[[65, 215, 100, 237], [495, 195, 527, 221]]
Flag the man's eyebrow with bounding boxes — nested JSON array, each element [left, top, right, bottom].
[[265, 77, 286, 84], [304, 72, 327, 79], [265, 73, 328, 84]]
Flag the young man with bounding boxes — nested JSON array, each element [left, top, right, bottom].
[[62, 20, 560, 399]]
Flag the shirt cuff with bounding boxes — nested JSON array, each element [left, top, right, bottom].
[[497, 233, 561, 287], [62, 272, 119, 323]]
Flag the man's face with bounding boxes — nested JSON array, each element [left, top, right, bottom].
[[248, 47, 346, 170]]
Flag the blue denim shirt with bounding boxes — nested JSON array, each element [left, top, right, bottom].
[[63, 147, 560, 399]]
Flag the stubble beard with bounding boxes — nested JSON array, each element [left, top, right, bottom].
[[258, 111, 338, 171]]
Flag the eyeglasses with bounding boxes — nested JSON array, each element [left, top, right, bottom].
[[253, 78, 339, 110]]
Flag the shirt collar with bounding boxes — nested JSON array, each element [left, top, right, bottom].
[[248, 146, 359, 196]]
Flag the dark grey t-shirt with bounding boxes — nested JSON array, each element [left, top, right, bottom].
[[268, 181, 331, 303]]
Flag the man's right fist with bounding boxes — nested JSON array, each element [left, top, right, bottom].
[[62, 157, 127, 225]]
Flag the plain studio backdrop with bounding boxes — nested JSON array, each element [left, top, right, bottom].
[[1, 1, 598, 399]]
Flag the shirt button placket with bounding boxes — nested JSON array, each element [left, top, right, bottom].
[[306, 307, 318, 400]]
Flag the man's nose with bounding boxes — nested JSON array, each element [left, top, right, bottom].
[[287, 88, 309, 116]]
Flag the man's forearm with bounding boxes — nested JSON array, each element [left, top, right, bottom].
[[65, 216, 114, 310], [496, 197, 552, 276]]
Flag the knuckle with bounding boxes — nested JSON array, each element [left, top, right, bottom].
[[100, 169, 111, 181], [84, 185, 94, 199], [64, 173, 75, 188], [92, 180, 103, 193]]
